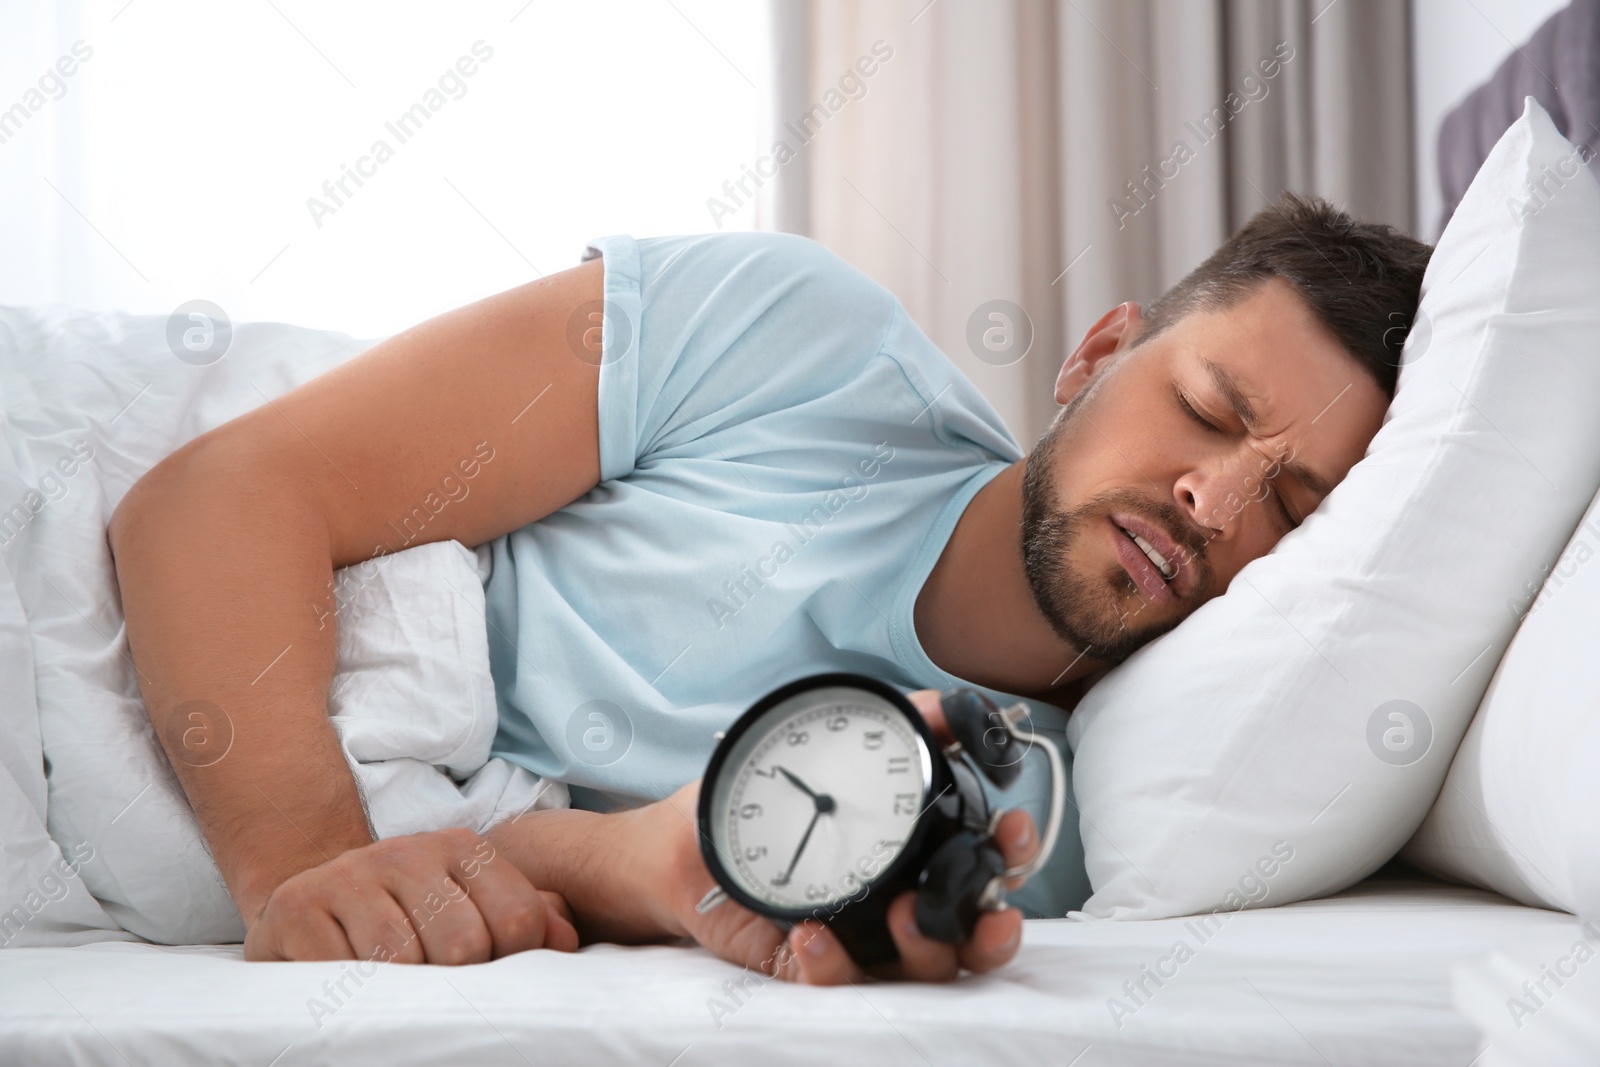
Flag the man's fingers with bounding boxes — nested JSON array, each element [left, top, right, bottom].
[[246, 872, 361, 962], [330, 889, 426, 965], [441, 837, 551, 959], [279, 912, 360, 962], [994, 809, 1038, 889], [350, 832, 492, 965], [783, 921, 867, 986], [246, 910, 356, 962], [540, 892, 580, 953], [240, 827, 582, 966], [885, 893, 960, 982], [402, 876, 495, 966], [460, 877, 550, 959], [956, 905, 1024, 974], [540, 890, 575, 929], [690, 900, 793, 979], [340, 829, 551, 964]]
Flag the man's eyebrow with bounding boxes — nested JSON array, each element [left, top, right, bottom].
[[1201, 358, 1333, 497], [1280, 455, 1332, 498], [1202, 358, 1262, 434]]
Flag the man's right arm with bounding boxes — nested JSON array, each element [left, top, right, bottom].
[[109, 259, 607, 929]]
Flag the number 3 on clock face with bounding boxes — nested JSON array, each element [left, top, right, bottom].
[[702, 679, 936, 919]]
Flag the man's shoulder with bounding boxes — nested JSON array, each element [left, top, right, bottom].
[[633, 231, 897, 323]]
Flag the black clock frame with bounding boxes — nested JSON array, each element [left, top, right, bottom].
[[697, 671, 967, 968]]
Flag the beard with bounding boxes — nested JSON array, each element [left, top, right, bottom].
[[1019, 404, 1213, 666]]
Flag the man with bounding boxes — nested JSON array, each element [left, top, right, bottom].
[[108, 194, 1430, 985]]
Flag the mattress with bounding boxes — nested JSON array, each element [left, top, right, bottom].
[[0, 872, 1584, 1066]]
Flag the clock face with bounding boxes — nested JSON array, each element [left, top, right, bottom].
[[705, 682, 934, 915]]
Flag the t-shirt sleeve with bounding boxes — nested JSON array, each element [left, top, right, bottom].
[[582, 232, 902, 483]]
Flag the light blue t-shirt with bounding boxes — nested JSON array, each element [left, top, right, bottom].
[[483, 232, 1090, 915], [483, 231, 1022, 797]]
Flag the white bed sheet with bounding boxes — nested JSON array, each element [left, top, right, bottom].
[[0, 873, 1582, 1066]]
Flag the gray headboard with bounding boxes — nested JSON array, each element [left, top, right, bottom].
[[1436, 0, 1600, 234]]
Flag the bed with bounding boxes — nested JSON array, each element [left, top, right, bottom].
[[0, 869, 1583, 1066], [0, 307, 1590, 1065]]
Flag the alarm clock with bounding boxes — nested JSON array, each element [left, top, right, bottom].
[[694, 672, 1065, 968]]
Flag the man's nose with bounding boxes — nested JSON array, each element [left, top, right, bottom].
[[1172, 455, 1260, 543]]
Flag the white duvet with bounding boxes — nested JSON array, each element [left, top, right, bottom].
[[0, 305, 563, 948]]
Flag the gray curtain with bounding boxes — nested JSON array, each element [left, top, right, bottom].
[[774, 0, 1414, 444]]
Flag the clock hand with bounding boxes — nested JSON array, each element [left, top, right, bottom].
[[777, 766, 837, 814], [774, 808, 822, 887], [778, 766, 818, 799]]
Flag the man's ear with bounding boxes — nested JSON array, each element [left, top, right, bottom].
[[1056, 301, 1144, 405]]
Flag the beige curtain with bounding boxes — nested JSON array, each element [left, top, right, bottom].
[[782, 0, 1413, 444]]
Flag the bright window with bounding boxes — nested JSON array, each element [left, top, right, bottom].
[[0, 1, 770, 336]]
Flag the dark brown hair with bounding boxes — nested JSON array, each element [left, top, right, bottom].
[[1137, 193, 1433, 397]]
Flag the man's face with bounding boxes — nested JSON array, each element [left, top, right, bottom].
[[1021, 278, 1389, 664]]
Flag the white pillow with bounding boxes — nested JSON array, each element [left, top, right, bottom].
[[1064, 98, 1600, 920], [1403, 482, 1600, 917]]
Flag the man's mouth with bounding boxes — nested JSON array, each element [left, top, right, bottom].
[[1126, 529, 1176, 580], [1108, 512, 1197, 603]]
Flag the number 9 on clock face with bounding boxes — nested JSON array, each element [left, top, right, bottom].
[[702, 680, 936, 918]]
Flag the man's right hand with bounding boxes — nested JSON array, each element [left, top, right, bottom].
[[243, 827, 579, 964]]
